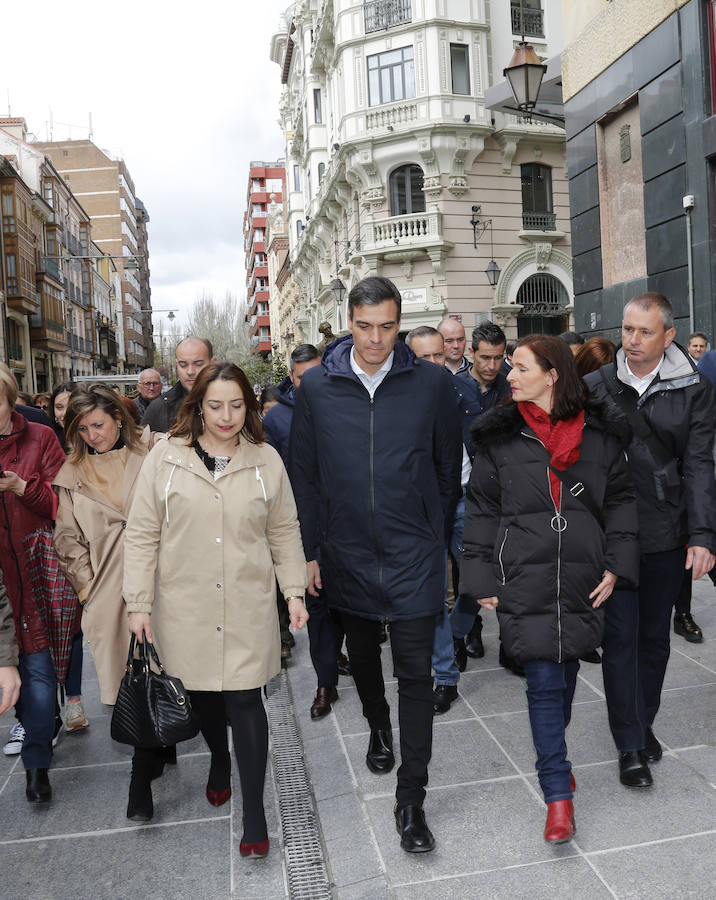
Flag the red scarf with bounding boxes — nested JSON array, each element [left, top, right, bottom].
[[518, 402, 585, 511]]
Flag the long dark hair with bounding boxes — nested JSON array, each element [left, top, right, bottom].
[[170, 362, 264, 445], [64, 385, 143, 463], [574, 337, 616, 378], [516, 334, 588, 421]]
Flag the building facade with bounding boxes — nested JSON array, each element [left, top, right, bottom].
[[244, 161, 286, 356], [34, 139, 153, 371], [269, 0, 571, 343], [562, 0, 714, 342]]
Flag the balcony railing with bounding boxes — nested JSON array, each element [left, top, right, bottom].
[[364, 0, 411, 33], [39, 255, 61, 281], [511, 5, 544, 38], [367, 210, 443, 248], [522, 211, 556, 231], [366, 101, 418, 130]]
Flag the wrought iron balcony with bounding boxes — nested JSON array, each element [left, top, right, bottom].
[[364, 0, 411, 34], [522, 211, 556, 231], [511, 5, 544, 38]]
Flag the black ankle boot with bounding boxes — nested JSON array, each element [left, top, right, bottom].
[[127, 749, 155, 821]]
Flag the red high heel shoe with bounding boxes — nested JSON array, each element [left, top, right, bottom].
[[570, 771, 576, 793], [239, 838, 270, 858], [206, 785, 231, 807], [544, 799, 575, 843]]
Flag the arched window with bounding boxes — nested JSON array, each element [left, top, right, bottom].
[[516, 274, 570, 336], [389, 165, 425, 216]]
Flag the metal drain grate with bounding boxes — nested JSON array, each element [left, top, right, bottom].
[[266, 670, 332, 900]]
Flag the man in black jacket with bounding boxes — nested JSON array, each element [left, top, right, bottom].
[[290, 277, 462, 853], [585, 292, 716, 788], [141, 337, 214, 431]]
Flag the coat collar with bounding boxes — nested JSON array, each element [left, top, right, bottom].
[[160, 436, 268, 481]]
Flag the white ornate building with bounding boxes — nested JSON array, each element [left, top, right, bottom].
[[270, 0, 573, 343]]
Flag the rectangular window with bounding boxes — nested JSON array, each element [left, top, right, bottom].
[[313, 88, 323, 124], [367, 47, 415, 107], [450, 44, 470, 95], [293, 165, 300, 191], [6, 253, 18, 293]]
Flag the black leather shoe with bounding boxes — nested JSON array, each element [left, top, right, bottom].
[[499, 643, 525, 677], [26, 768, 51, 803], [465, 619, 484, 658], [674, 612, 703, 643], [619, 751, 653, 788], [366, 729, 394, 773], [394, 804, 435, 853], [337, 652, 352, 677], [433, 684, 458, 715], [310, 686, 338, 720], [127, 769, 153, 821], [453, 638, 467, 673], [642, 727, 663, 763]]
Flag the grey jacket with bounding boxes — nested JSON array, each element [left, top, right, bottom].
[[0, 568, 19, 667]]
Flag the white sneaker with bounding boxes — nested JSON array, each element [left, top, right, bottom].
[[3, 722, 25, 756], [65, 699, 90, 733]]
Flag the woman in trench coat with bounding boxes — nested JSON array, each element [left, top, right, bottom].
[[123, 362, 308, 859], [52, 384, 172, 821]]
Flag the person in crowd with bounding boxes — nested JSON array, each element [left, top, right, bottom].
[[17, 390, 33, 406], [559, 331, 585, 356], [49, 381, 76, 446], [452, 322, 512, 668], [406, 326, 460, 714], [290, 276, 462, 853], [52, 385, 162, 818], [264, 344, 349, 714], [687, 331, 708, 363], [585, 293, 716, 787], [574, 336, 616, 379], [32, 392, 51, 412], [501, 340, 516, 376], [0, 566, 22, 716], [141, 337, 215, 431], [438, 316, 470, 375], [259, 385, 280, 416], [134, 369, 162, 419], [462, 335, 639, 843], [121, 395, 141, 425], [0, 364, 76, 803], [123, 362, 308, 857]]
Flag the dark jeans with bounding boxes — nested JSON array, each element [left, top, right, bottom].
[[342, 611, 436, 808], [602, 548, 686, 748], [17, 648, 57, 770], [306, 589, 342, 688], [523, 659, 578, 803], [66, 631, 83, 697]]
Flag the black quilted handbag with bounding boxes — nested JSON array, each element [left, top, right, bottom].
[[111, 635, 200, 747]]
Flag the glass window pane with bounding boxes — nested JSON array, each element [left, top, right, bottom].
[[382, 67, 392, 102], [404, 59, 415, 99], [409, 166, 425, 213], [369, 68, 381, 105], [450, 45, 470, 95]]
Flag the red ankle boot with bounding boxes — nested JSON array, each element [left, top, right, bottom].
[[544, 799, 575, 843]]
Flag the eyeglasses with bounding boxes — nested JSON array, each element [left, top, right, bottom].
[[139, 381, 161, 388], [39, 404, 49, 410]]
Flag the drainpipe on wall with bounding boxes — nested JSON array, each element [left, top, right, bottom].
[[684, 194, 695, 333]]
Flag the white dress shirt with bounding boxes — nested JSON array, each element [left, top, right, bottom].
[[623, 356, 664, 396], [350, 347, 394, 398]]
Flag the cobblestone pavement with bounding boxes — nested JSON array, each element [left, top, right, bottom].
[[1, 578, 715, 898]]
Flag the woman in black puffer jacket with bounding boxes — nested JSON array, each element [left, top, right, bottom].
[[460, 335, 639, 845]]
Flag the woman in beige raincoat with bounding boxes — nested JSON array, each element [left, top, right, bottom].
[[123, 362, 308, 859], [53, 385, 173, 821]]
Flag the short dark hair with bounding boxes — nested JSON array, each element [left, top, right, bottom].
[[505, 340, 517, 357], [624, 292, 674, 330], [689, 331, 709, 343], [471, 321, 506, 351], [289, 343, 320, 370], [559, 331, 585, 346], [515, 334, 588, 421], [405, 325, 442, 348], [259, 384, 279, 413], [348, 276, 401, 320], [49, 380, 76, 428], [176, 336, 214, 359], [170, 362, 263, 446]]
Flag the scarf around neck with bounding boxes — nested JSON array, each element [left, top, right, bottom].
[[518, 401, 585, 511]]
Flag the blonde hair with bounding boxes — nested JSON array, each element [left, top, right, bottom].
[[0, 363, 19, 408], [64, 384, 142, 463]]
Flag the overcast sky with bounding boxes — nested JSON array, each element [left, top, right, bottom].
[[1, 0, 292, 332]]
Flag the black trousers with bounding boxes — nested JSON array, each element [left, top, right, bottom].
[[306, 589, 342, 688], [602, 548, 686, 749], [341, 611, 436, 808]]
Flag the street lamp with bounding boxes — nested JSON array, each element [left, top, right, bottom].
[[331, 278, 346, 305], [469, 205, 501, 287], [503, 1, 547, 112]]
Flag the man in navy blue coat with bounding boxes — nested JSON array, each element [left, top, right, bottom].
[[290, 277, 462, 853]]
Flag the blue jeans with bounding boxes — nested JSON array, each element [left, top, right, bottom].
[[17, 648, 57, 770], [523, 659, 579, 803], [447, 495, 479, 640], [65, 631, 83, 697]]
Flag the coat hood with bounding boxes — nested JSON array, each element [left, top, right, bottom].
[[615, 341, 695, 384], [697, 349, 716, 391], [321, 333, 416, 377], [470, 396, 632, 450], [275, 374, 295, 409]]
